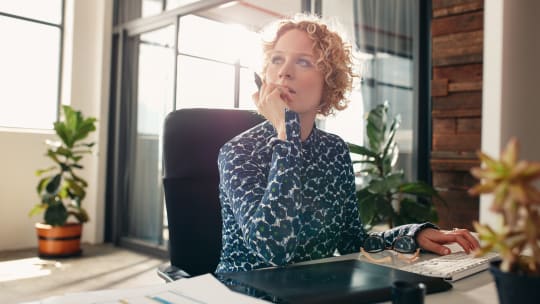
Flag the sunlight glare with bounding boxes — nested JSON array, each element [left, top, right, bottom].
[[0, 257, 63, 282]]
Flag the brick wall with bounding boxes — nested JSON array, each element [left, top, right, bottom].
[[430, 0, 484, 230]]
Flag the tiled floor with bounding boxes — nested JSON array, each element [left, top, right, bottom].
[[0, 243, 167, 304]]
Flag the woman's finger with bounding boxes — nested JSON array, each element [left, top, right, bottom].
[[451, 235, 473, 254], [452, 229, 480, 251], [418, 236, 451, 255]]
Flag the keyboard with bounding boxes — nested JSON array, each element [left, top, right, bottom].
[[399, 251, 500, 281]]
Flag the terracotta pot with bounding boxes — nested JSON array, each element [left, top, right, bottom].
[[490, 260, 540, 304], [35, 222, 83, 258]]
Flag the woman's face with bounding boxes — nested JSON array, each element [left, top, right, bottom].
[[265, 29, 324, 116]]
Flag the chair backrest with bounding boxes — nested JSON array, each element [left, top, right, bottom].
[[162, 108, 265, 276]]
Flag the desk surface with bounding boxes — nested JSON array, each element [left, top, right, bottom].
[[308, 250, 498, 304]]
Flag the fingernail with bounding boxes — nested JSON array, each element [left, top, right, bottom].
[[443, 248, 450, 255]]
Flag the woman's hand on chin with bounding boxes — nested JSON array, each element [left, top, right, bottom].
[[253, 82, 289, 140]]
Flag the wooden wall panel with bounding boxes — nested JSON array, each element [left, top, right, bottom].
[[432, 134, 481, 151], [432, 79, 449, 97], [433, 0, 484, 18], [457, 117, 481, 133], [433, 118, 455, 134], [432, 31, 483, 66], [432, 11, 483, 36], [433, 190, 479, 230], [432, 91, 482, 113], [433, 64, 482, 82], [430, 0, 483, 230], [433, 171, 477, 191]]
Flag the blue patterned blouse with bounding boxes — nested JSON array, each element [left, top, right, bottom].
[[216, 111, 434, 273]]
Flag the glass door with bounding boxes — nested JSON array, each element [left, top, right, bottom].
[[123, 25, 175, 249]]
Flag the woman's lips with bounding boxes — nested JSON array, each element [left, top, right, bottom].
[[280, 91, 293, 103], [283, 86, 296, 94], [276, 84, 296, 102]]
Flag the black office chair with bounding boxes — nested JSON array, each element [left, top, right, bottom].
[[158, 108, 265, 281]]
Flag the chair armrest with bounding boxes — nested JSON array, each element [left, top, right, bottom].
[[157, 263, 191, 282]]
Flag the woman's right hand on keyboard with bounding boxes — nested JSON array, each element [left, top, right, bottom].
[[416, 228, 480, 255]]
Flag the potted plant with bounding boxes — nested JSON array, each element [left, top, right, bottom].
[[29, 105, 97, 257], [469, 138, 540, 303], [348, 102, 440, 229]]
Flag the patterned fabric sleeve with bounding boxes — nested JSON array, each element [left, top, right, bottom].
[[218, 110, 303, 266]]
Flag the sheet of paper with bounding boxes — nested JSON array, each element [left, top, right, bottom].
[[31, 274, 269, 304]]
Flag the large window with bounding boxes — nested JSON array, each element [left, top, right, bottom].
[[176, 15, 260, 109], [321, 0, 430, 183], [0, 0, 64, 129]]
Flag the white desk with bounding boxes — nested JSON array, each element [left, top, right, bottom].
[[307, 251, 499, 304], [29, 249, 499, 303]]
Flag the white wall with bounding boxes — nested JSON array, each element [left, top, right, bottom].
[[0, 131, 56, 250], [0, 0, 112, 250], [481, 0, 540, 227]]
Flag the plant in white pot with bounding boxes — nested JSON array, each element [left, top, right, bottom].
[[469, 138, 540, 303], [29, 105, 96, 257]]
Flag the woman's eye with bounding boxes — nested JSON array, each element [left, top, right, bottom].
[[271, 56, 284, 64], [298, 58, 313, 67]]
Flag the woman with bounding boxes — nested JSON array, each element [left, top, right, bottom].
[[215, 14, 479, 273]]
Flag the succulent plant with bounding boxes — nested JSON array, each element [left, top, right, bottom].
[[469, 138, 540, 274]]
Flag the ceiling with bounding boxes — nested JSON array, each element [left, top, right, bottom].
[[197, 0, 302, 31]]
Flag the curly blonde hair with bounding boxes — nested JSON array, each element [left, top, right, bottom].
[[262, 15, 355, 116]]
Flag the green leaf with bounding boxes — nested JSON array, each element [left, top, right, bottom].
[[60, 163, 70, 172], [352, 160, 377, 165], [373, 194, 395, 225], [28, 204, 47, 217], [72, 149, 93, 155], [381, 116, 400, 160], [381, 147, 399, 176], [44, 202, 68, 226], [366, 103, 387, 152], [65, 178, 86, 200], [55, 146, 73, 158], [55, 105, 97, 148], [74, 142, 96, 148], [54, 122, 70, 148], [58, 183, 69, 199], [45, 174, 62, 194], [400, 198, 438, 224], [35, 166, 56, 176], [399, 181, 438, 197], [41, 192, 56, 204], [68, 207, 89, 223], [36, 176, 51, 194], [369, 173, 404, 193], [348, 143, 378, 158], [46, 149, 61, 164], [357, 168, 379, 178], [70, 172, 88, 187], [357, 189, 377, 226]]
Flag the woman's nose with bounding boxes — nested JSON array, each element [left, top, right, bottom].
[[278, 61, 294, 79]]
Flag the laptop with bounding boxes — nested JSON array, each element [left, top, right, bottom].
[[216, 259, 452, 304]]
